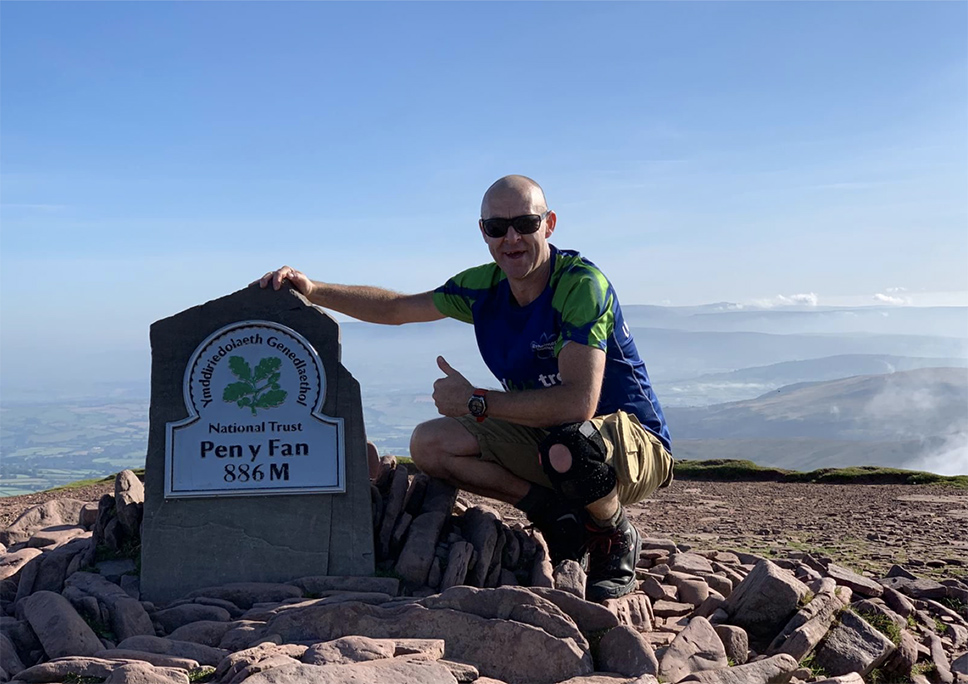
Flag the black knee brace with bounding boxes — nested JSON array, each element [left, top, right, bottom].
[[539, 421, 617, 507]]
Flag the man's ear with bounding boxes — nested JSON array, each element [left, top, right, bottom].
[[544, 210, 557, 237]]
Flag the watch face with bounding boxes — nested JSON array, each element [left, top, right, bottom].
[[468, 395, 486, 417]]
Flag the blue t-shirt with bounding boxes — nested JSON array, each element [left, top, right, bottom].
[[433, 245, 672, 451]]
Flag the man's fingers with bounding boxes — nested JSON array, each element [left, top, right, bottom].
[[437, 356, 458, 376]]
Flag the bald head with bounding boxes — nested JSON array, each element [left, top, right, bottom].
[[481, 175, 548, 218]]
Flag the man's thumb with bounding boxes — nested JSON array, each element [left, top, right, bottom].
[[437, 356, 457, 376]]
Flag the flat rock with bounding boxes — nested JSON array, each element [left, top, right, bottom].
[[103, 662, 190, 683], [166, 619, 238, 646], [0, 548, 42, 581], [597, 625, 658, 677], [669, 553, 714, 575], [264, 597, 592, 684], [94, 648, 199, 669], [603, 593, 654, 633], [22, 590, 103, 659], [879, 576, 948, 600], [14, 656, 134, 683], [527, 587, 620, 635], [289, 575, 400, 597], [153, 603, 232, 633], [26, 525, 88, 549], [1, 499, 88, 546], [813, 609, 895, 677], [184, 582, 303, 609], [825, 563, 883, 598], [553, 560, 587, 599], [0, 631, 25, 677], [241, 656, 459, 684], [302, 635, 396, 665], [115, 635, 229, 666], [676, 653, 798, 683]]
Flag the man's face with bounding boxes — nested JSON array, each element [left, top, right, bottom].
[[479, 188, 556, 282]]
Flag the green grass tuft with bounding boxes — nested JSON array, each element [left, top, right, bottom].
[[674, 459, 968, 488], [188, 666, 216, 683], [856, 610, 902, 645]]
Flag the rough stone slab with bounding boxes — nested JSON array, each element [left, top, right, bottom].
[[140, 287, 374, 604], [440, 541, 474, 591], [302, 636, 397, 665], [722, 560, 809, 643], [396, 511, 449, 587], [659, 616, 728, 683], [553, 560, 587, 599], [103, 662, 190, 684], [0, 548, 42, 582], [264, 598, 593, 684], [527, 587, 620, 636], [602, 593, 653, 633], [26, 525, 88, 549], [166, 619, 239, 646], [714, 624, 749, 665], [653, 600, 693, 618], [153, 604, 232, 633], [14, 656, 135, 683], [288, 575, 399, 597], [94, 648, 199, 670], [22, 590, 102, 659], [115, 635, 229, 666], [825, 563, 884, 598], [0, 631, 25, 677], [879, 576, 948, 600], [241, 656, 460, 684], [813, 609, 895, 677], [214, 642, 309, 682], [1, 500, 88, 546], [597, 625, 658, 677], [676, 653, 798, 683], [669, 553, 714, 575], [65, 571, 155, 641], [463, 507, 500, 587]]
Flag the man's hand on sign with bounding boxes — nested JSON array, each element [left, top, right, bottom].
[[433, 356, 475, 417], [256, 266, 315, 298]]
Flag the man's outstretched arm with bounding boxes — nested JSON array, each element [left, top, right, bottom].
[[258, 265, 444, 326], [434, 341, 605, 427]]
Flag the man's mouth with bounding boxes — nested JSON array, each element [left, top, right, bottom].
[[504, 250, 527, 260]]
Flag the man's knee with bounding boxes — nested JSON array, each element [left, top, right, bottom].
[[409, 418, 477, 476], [539, 421, 616, 508]]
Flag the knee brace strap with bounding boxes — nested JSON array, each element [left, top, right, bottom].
[[539, 421, 617, 507]]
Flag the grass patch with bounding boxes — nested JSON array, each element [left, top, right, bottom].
[[868, 667, 915, 684], [856, 611, 902, 645], [674, 460, 968, 488], [934, 617, 947, 634], [800, 652, 828, 679], [47, 468, 145, 492], [188, 666, 216, 683]]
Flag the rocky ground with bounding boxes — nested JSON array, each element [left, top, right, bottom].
[[0, 466, 966, 684]]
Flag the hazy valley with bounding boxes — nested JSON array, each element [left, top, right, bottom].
[[1, 304, 966, 495]]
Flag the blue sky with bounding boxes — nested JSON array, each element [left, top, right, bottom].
[[2, 1, 966, 392]]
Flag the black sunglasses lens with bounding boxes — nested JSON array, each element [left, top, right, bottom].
[[482, 219, 510, 238], [511, 215, 542, 234]]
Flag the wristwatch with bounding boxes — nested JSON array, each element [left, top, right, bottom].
[[467, 389, 489, 423]]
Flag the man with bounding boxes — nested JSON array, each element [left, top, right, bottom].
[[259, 175, 673, 601]]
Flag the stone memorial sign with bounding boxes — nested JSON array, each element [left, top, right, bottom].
[[141, 285, 374, 603]]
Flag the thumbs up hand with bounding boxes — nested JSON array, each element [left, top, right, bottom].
[[433, 356, 474, 417]]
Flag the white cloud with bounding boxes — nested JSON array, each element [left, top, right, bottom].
[[885, 286, 907, 293], [873, 293, 910, 305], [749, 293, 819, 308]]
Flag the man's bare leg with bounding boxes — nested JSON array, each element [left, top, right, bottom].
[[409, 418, 530, 504]]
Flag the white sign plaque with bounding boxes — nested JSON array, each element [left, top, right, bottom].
[[165, 320, 345, 498]]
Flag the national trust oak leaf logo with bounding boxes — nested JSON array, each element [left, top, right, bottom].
[[222, 356, 287, 415]]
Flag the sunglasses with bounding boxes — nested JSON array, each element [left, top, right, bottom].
[[480, 211, 550, 238]]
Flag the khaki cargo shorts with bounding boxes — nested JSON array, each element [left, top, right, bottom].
[[454, 410, 674, 506]]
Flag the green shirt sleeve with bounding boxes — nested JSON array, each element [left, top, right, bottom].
[[552, 265, 615, 356], [433, 264, 500, 324]]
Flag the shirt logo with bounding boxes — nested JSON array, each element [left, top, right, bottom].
[[530, 332, 556, 360]]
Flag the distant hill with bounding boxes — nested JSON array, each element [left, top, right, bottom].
[[662, 354, 968, 406], [665, 367, 967, 442]]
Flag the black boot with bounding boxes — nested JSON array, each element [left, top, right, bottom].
[[584, 511, 641, 602]]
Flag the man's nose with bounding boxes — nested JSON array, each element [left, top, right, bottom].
[[503, 226, 524, 242]]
